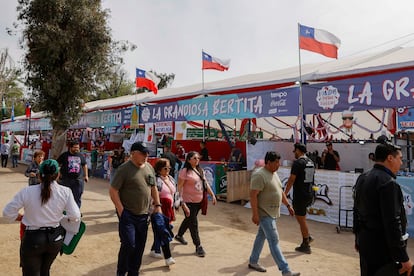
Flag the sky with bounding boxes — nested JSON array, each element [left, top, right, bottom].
[[2, 0, 414, 89]]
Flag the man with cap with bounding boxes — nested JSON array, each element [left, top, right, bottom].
[[109, 142, 162, 276], [284, 143, 315, 254], [321, 141, 340, 170]]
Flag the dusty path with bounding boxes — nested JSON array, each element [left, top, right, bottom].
[[1, 165, 412, 275]]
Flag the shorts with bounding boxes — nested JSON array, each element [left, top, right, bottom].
[[293, 197, 313, 216]]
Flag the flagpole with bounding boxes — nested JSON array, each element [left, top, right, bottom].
[[202, 49, 206, 141], [297, 23, 305, 144]]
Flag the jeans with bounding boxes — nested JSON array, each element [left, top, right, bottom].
[[12, 154, 19, 167], [177, 202, 201, 247], [117, 210, 149, 276], [1, 154, 8, 167], [60, 178, 84, 208], [249, 216, 290, 274]]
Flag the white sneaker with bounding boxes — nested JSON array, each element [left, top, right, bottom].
[[149, 250, 163, 259], [165, 257, 176, 266]]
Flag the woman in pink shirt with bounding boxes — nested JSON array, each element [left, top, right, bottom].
[[174, 151, 216, 257]]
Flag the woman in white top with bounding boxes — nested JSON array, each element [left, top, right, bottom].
[[3, 159, 81, 276], [149, 158, 177, 266]]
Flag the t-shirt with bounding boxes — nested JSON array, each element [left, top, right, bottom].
[[179, 168, 204, 203], [57, 151, 87, 179], [250, 167, 283, 218], [11, 144, 20, 155], [291, 156, 315, 199], [200, 148, 209, 161], [324, 151, 339, 170], [111, 161, 155, 215]]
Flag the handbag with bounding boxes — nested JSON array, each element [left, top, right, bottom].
[[192, 168, 209, 215], [201, 188, 208, 215], [62, 221, 86, 255]]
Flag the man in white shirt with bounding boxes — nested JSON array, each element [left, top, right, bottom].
[[1, 140, 10, 168]]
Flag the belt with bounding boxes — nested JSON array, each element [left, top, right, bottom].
[[25, 225, 60, 231]]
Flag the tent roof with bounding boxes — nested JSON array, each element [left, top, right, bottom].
[[83, 46, 414, 113]]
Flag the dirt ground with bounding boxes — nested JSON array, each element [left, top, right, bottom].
[[1, 165, 413, 276]]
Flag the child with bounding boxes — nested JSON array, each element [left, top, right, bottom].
[[24, 150, 45, 185]]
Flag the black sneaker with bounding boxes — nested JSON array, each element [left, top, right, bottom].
[[295, 244, 311, 254], [308, 236, 314, 244], [174, 235, 188, 245], [196, 245, 205, 257]]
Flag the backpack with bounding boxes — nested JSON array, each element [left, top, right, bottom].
[[112, 156, 122, 168]]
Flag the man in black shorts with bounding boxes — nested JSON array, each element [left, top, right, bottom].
[[284, 143, 315, 254]]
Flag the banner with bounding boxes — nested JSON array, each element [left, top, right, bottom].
[[139, 87, 300, 123], [397, 107, 414, 130], [302, 69, 414, 114]]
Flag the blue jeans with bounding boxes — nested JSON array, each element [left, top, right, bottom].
[[249, 216, 290, 274], [60, 178, 84, 208], [117, 210, 149, 276], [12, 154, 18, 167]]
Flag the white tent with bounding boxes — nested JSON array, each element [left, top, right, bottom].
[[4, 47, 414, 139]]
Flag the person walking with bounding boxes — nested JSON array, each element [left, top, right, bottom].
[[353, 141, 413, 276], [149, 158, 176, 266], [321, 141, 340, 170], [248, 151, 300, 276], [174, 151, 217, 257], [57, 140, 88, 208], [1, 140, 10, 168], [161, 144, 182, 178], [90, 146, 99, 177], [11, 141, 20, 168], [3, 159, 81, 276], [25, 150, 45, 186], [284, 143, 315, 254], [109, 142, 163, 276]]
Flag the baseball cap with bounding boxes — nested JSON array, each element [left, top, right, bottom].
[[294, 143, 307, 153], [130, 142, 150, 153], [39, 159, 59, 175]]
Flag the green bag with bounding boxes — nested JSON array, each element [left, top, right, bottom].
[[62, 221, 86, 255]]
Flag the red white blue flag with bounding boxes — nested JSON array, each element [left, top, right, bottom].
[[136, 68, 161, 95], [299, 24, 341, 59], [202, 51, 230, 71], [25, 102, 31, 118]]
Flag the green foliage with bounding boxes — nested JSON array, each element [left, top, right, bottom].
[[0, 48, 24, 119], [17, 0, 112, 130]]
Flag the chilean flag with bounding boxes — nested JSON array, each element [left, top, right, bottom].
[[136, 68, 161, 94], [25, 102, 31, 118], [202, 51, 230, 71], [299, 24, 341, 59]]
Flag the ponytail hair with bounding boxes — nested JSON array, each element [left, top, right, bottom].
[[39, 159, 60, 205]]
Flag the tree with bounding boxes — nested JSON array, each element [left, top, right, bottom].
[[0, 48, 24, 120], [17, 0, 112, 158]]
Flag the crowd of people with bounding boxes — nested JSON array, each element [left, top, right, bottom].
[[2, 138, 413, 276]]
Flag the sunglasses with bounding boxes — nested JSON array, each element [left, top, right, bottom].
[[342, 117, 353, 120]]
